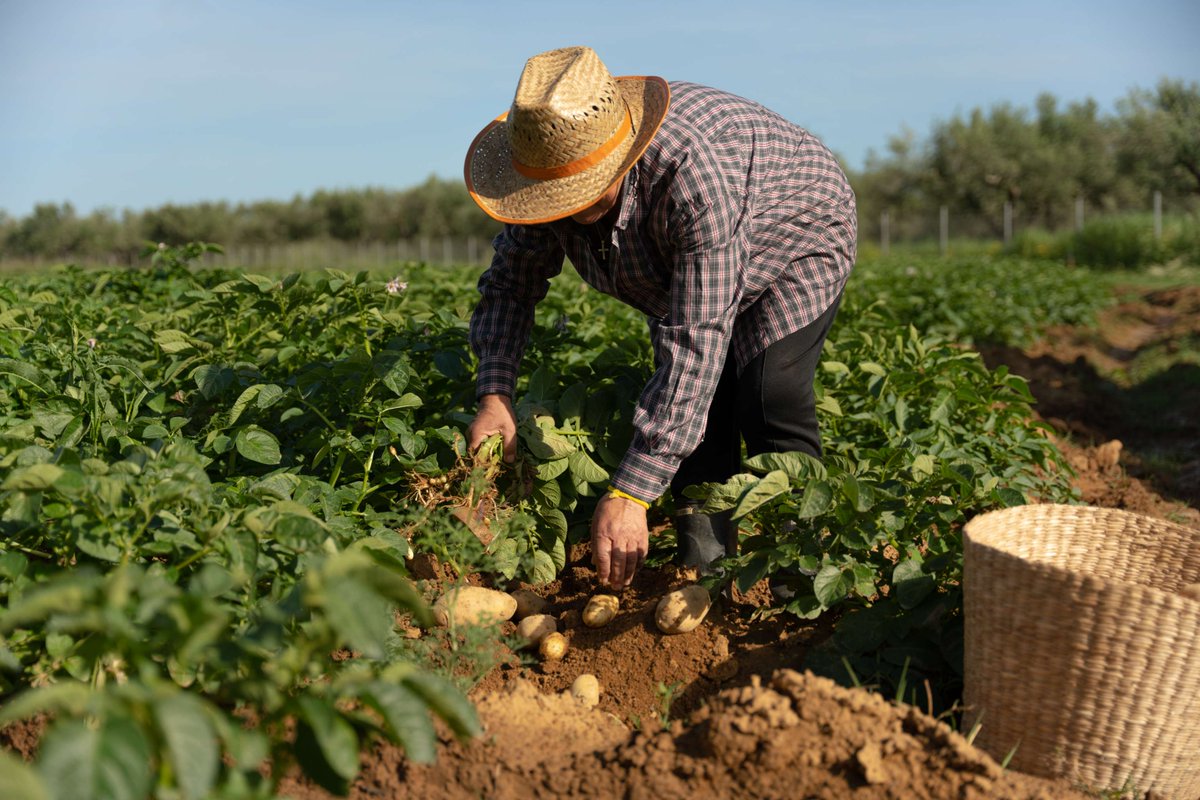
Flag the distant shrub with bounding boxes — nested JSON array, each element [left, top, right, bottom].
[[1010, 228, 1067, 262], [1002, 213, 1200, 270], [1070, 215, 1165, 269]]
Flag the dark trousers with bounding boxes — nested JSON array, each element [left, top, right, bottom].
[[670, 293, 842, 502]]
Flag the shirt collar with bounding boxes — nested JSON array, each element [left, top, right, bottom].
[[613, 164, 638, 232]]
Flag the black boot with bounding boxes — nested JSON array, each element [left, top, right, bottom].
[[674, 508, 737, 575]]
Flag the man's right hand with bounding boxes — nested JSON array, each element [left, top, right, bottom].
[[466, 393, 518, 463]]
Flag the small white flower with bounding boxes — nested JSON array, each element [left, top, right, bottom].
[[905, 266, 918, 277], [157, 242, 167, 250], [87, 338, 98, 349], [386, 277, 408, 295]]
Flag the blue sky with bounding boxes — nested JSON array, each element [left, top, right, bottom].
[[1, 0, 1198, 218]]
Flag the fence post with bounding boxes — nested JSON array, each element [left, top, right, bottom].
[[880, 210, 890, 255], [939, 206, 948, 256], [419, 237, 430, 264], [1003, 202, 1012, 246], [1153, 191, 1162, 242], [442, 236, 452, 265], [468, 236, 478, 265]]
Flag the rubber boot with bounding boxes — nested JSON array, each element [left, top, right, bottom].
[[674, 508, 737, 575]]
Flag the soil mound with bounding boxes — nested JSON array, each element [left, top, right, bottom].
[[319, 670, 1088, 800]]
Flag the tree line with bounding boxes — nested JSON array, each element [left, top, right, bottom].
[[2, 79, 1196, 262]]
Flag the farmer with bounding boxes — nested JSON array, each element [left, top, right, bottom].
[[463, 46, 856, 589]]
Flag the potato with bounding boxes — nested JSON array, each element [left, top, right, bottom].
[[582, 594, 619, 627], [570, 673, 600, 708], [515, 614, 557, 648], [510, 589, 548, 619], [655, 585, 712, 634], [539, 631, 568, 661], [432, 586, 517, 627], [1181, 582, 1200, 601]]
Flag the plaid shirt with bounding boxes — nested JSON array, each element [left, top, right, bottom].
[[470, 81, 857, 501]]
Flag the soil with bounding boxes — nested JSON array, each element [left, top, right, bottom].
[[7, 285, 1199, 799]]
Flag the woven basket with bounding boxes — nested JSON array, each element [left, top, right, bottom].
[[963, 504, 1200, 798]]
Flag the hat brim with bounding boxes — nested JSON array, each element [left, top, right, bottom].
[[464, 76, 670, 225]]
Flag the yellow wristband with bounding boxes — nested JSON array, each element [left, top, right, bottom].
[[607, 487, 650, 510]]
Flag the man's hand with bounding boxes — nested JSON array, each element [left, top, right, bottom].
[[591, 493, 649, 588], [466, 394, 518, 462]]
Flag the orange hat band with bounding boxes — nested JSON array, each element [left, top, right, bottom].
[[511, 106, 632, 181]]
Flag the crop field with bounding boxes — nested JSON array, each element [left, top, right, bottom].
[[1, 244, 1197, 799]]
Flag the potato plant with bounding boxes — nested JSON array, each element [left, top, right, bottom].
[[0, 244, 1108, 796]]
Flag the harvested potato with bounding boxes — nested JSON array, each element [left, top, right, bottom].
[[655, 585, 711, 634], [433, 586, 517, 627], [582, 594, 619, 627], [510, 589, 547, 619], [515, 614, 557, 649], [570, 673, 600, 707], [1181, 582, 1200, 601], [539, 632, 568, 661]]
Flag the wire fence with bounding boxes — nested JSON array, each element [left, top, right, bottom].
[[0, 192, 1186, 272], [869, 192, 1173, 255]]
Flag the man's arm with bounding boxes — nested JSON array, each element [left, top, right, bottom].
[[468, 224, 565, 456], [608, 152, 746, 504], [469, 224, 565, 399]]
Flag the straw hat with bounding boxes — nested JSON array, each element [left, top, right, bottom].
[[464, 46, 670, 225]]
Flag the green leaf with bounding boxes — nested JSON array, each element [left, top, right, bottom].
[[0, 683, 93, 726], [813, 564, 851, 608], [384, 393, 423, 411], [141, 423, 169, 439], [0, 749, 49, 800], [296, 696, 360, 784], [378, 354, 412, 396], [815, 394, 843, 416], [911, 453, 937, 480], [2, 463, 64, 491], [402, 671, 481, 740], [521, 425, 575, 459], [154, 329, 195, 354], [795, 480, 833, 519], [558, 382, 586, 421], [699, 473, 758, 514], [191, 364, 233, 400], [566, 449, 608, 484], [489, 537, 519, 578], [243, 273, 277, 293], [0, 358, 53, 395], [529, 549, 557, 585], [360, 682, 436, 763], [842, 475, 875, 512], [38, 715, 153, 800], [930, 390, 957, 424], [892, 558, 936, 609], [234, 426, 282, 465], [994, 487, 1026, 507], [229, 384, 282, 425], [734, 550, 773, 594], [732, 470, 790, 519], [321, 575, 390, 659], [744, 451, 825, 481], [0, 574, 99, 634], [535, 458, 569, 481], [154, 694, 218, 800]]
